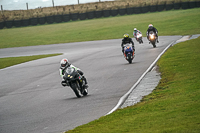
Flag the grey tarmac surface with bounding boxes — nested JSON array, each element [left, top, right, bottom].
[[0, 36, 182, 133], [121, 34, 200, 109]]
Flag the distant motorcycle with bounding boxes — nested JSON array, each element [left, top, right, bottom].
[[63, 67, 88, 98], [123, 43, 135, 64], [135, 32, 143, 44], [148, 31, 157, 48]]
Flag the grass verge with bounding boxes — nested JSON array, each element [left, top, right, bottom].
[[0, 8, 200, 48], [65, 37, 200, 133], [0, 53, 62, 69]]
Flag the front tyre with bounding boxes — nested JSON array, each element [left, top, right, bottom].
[[71, 83, 81, 98], [128, 54, 132, 64]]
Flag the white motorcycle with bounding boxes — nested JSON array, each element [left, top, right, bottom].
[[135, 32, 143, 44]]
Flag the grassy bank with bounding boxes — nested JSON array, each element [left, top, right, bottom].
[[0, 8, 200, 49], [65, 37, 200, 132], [0, 53, 62, 69]]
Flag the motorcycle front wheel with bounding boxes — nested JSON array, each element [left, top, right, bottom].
[[71, 83, 81, 98]]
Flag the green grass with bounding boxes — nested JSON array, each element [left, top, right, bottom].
[[0, 8, 200, 48], [65, 37, 200, 133], [0, 53, 62, 69]]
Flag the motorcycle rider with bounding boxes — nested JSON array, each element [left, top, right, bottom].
[[59, 58, 88, 87], [121, 33, 135, 55], [133, 28, 142, 39], [146, 24, 159, 43]]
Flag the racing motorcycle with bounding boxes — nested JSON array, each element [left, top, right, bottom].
[[123, 43, 135, 64], [63, 67, 88, 98], [148, 31, 157, 48], [135, 32, 143, 44]]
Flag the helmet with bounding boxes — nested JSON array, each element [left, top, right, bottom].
[[60, 58, 69, 68], [123, 34, 129, 39], [148, 24, 153, 28], [134, 28, 137, 31]]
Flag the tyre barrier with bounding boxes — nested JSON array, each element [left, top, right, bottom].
[[142, 6, 149, 13], [166, 4, 174, 11], [95, 11, 103, 18], [0, 21, 5, 29], [30, 18, 38, 26], [0, 1, 199, 29], [150, 5, 157, 12], [55, 15, 63, 23], [5, 20, 13, 28], [126, 7, 134, 15], [38, 17, 46, 25], [111, 9, 118, 16], [46, 16, 54, 24], [13, 20, 21, 27], [87, 11, 95, 19], [63, 14, 70, 22], [70, 13, 79, 21], [118, 8, 126, 15], [103, 10, 110, 17], [79, 13, 87, 20]]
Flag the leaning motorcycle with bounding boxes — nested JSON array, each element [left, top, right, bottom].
[[148, 31, 157, 48], [135, 32, 143, 44], [63, 67, 88, 98], [123, 43, 135, 64]]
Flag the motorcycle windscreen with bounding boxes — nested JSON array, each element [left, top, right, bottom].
[[66, 67, 74, 74]]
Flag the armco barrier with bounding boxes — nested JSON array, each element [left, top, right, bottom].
[[0, 1, 199, 29]]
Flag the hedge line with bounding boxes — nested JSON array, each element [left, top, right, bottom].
[[0, 1, 199, 29]]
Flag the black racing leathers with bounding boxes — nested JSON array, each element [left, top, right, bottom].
[[146, 27, 158, 40], [121, 38, 135, 54]]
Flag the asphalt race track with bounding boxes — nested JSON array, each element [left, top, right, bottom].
[[0, 36, 181, 133]]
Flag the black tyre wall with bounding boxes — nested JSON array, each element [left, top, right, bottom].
[[142, 6, 149, 13], [157, 4, 166, 11], [87, 11, 95, 19], [63, 14, 70, 22], [30, 18, 38, 26], [150, 5, 157, 12], [54, 15, 63, 23], [5, 20, 13, 28], [103, 10, 110, 17], [118, 8, 126, 15], [21, 19, 29, 27], [0, 21, 5, 29], [46, 16, 54, 24], [166, 4, 174, 10], [13, 20, 21, 27], [38, 17, 46, 25], [174, 3, 181, 9], [127, 7, 134, 15], [95, 11, 103, 18], [79, 13, 87, 20], [70, 13, 79, 21], [181, 2, 189, 9], [133, 7, 141, 14], [189, 1, 196, 8], [111, 9, 118, 16]]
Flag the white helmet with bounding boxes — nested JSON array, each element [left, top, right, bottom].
[[134, 28, 137, 31], [60, 58, 69, 68], [148, 24, 153, 28]]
